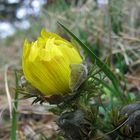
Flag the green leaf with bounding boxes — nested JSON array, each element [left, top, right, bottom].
[[58, 22, 122, 97]]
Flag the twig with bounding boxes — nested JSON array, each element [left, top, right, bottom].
[[112, 35, 140, 42], [112, 46, 140, 54]]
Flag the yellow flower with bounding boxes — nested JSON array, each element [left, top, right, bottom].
[[22, 29, 83, 96]]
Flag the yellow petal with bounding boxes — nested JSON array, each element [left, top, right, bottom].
[[22, 29, 83, 96]]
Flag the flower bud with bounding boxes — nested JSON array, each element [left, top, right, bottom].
[[22, 29, 82, 96], [58, 110, 91, 140], [111, 102, 140, 138]]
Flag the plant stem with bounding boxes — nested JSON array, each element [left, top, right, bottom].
[[11, 70, 19, 140]]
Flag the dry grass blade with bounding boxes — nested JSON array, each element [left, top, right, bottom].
[[4, 65, 12, 119], [118, 42, 130, 65]]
